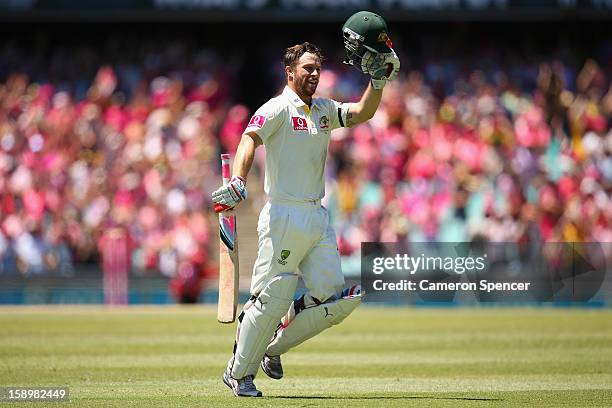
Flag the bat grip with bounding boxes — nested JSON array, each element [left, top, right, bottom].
[[221, 154, 231, 186]]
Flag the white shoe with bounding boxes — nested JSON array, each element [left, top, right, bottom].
[[261, 354, 283, 380], [223, 367, 262, 397]]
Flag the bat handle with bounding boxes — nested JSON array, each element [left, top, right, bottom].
[[221, 153, 231, 186]]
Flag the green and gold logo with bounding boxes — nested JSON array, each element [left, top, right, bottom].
[[278, 249, 291, 265], [319, 115, 329, 130]]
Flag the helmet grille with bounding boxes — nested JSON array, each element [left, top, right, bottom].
[[342, 27, 366, 67]]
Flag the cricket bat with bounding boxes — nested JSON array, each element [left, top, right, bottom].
[[217, 153, 240, 323]]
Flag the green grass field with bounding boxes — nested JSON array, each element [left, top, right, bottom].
[[1, 306, 611, 407]]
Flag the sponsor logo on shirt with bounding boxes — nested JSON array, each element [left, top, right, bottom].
[[248, 115, 266, 128], [292, 116, 308, 131]]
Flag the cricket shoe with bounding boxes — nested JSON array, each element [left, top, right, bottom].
[[261, 354, 283, 379], [222, 368, 262, 397]]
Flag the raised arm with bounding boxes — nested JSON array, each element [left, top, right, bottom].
[[345, 82, 383, 126], [343, 49, 400, 127]]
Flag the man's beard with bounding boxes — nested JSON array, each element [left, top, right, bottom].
[[297, 77, 316, 97]]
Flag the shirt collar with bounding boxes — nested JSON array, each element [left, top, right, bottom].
[[283, 86, 320, 111]]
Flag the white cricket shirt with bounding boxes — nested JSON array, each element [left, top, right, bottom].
[[244, 86, 349, 202]]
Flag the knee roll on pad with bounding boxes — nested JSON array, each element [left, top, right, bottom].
[[266, 286, 362, 356], [231, 273, 298, 379]]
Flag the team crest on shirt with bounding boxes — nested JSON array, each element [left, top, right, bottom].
[[248, 115, 266, 129], [292, 116, 308, 131], [319, 115, 329, 130]]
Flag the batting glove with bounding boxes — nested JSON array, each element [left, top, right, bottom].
[[364, 48, 400, 90], [212, 176, 247, 213]]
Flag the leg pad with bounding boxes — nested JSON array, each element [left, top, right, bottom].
[[266, 285, 362, 356], [231, 273, 298, 379]]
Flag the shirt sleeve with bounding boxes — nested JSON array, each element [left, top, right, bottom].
[[328, 99, 350, 131], [243, 100, 284, 144]]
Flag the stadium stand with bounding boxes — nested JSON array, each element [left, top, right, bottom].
[[0, 22, 610, 300]]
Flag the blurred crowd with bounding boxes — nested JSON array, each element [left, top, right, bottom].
[[0, 32, 611, 283], [319, 57, 611, 261], [0, 39, 245, 282]]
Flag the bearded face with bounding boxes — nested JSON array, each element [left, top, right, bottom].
[[288, 52, 320, 99]]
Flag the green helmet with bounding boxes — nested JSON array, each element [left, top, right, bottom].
[[342, 11, 393, 68]]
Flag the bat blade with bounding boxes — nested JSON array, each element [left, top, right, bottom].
[[217, 154, 239, 323]]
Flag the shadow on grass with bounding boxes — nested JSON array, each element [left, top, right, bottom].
[[268, 395, 502, 402]]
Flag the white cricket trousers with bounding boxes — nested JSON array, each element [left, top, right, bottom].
[[250, 199, 345, 302]]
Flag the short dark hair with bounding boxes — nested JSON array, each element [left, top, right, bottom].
[[283, 42, 324, 69]]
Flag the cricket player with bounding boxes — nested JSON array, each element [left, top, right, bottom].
[[212, 11, 400, 397]]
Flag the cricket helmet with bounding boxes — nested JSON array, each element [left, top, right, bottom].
[[342, 11, 393, 68]]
